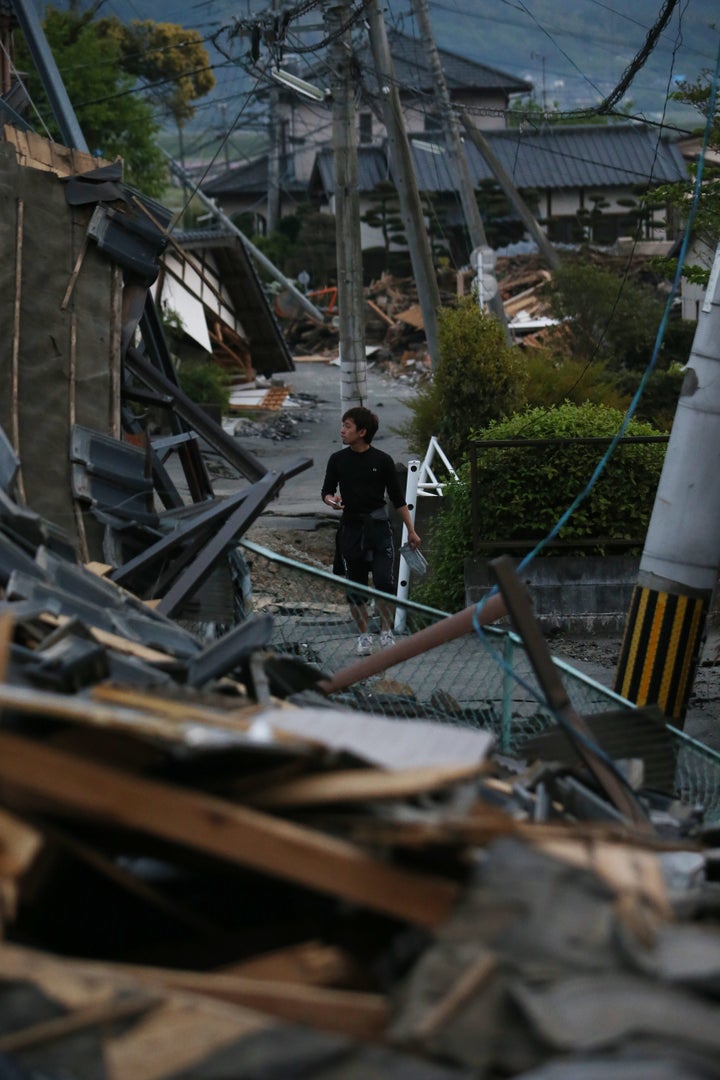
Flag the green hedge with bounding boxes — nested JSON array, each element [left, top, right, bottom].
[[416, 401, 667, 611]]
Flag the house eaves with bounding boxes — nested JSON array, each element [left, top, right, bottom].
[[310, 145, 389, 198]]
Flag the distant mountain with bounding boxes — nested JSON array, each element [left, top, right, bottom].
[[34, 0, 720, 141]]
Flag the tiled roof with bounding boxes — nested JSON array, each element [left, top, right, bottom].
[[204, 124, 688, 202], [477, 124, 687, 190], [204, 154, 306, 197], [311, 145, 389, 195]]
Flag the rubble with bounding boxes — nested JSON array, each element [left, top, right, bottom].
[[3, 127, 720, 1080]]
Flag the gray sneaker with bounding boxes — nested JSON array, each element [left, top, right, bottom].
[[356, 633, 373, 655], [379, 629, 395, 648]]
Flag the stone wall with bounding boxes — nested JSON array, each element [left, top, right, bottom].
[[465, 555, 641, 636]]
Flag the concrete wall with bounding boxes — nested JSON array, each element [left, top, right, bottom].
[[465, 555, 641, 636]]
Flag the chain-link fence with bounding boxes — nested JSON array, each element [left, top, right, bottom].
[[239, 538, 720, 821]]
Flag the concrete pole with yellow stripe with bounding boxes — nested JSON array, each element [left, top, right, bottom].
[[614, 242, 720, 725]]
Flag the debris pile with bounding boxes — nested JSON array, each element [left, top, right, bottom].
[[3, 127, 720, 1079], [0, 463, 720, 1076]]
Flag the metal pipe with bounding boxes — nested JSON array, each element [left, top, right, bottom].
[[318, 592, 507, 695]]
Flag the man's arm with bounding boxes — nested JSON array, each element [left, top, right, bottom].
[[321, 455, 343, 510]]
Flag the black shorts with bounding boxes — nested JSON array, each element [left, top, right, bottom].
[[334, 516, 396, 603]]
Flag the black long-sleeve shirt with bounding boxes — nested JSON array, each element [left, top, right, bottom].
[[321, 446, 406, 518]]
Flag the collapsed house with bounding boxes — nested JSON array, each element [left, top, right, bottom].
[[0, 126, 311, 619]]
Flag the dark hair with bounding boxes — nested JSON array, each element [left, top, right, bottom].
[[342, 407, 379, 444]]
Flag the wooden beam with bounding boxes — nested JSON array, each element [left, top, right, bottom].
[[94, 963, 389, 1040], [0, 995, 157, 1055], [247, 762, 487, 807], [219, 940, 363, 988], [0, 732, 460, 928]]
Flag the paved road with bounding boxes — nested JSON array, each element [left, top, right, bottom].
[[212, 360, 422, 525]]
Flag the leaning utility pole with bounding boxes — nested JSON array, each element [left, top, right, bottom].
[[326, 0, 368, 408], [411, 0, 510, 338], [459, 114, 560, 272], [614, 242, 720, 725], [366, 0, 441, 368]]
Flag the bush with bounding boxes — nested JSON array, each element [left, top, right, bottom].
[[401, 300, 526, 463], [176, 359, 230, 411], [522, 349, 631, 411], [542, 257, 667, 372], [415, 401, 667, 612]]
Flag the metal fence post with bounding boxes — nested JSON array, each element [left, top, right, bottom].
[[501, 633, 514, 753], [395, 459, 421, 633]]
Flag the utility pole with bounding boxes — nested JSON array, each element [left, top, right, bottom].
[[326, 0, 367, 408], [266, 0, 282, 234], [366, 0, 441, 369], [614, 242, 720, 725], [11, 0, 87, 152], [411, 0, 510, 338]]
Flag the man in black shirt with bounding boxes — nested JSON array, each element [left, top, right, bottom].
[[322, 407, 421, 655]]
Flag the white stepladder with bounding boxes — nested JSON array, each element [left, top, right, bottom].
[[395, 436, 458, 633]]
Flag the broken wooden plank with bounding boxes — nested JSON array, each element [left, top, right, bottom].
[[366, 298, 396, 327], [0, 994, 158, 1055], [395, 303, 424, 329], [220, 940, 363, 988], [0, 943, 272, 1080], [91, 963, 389, 1040], [0, 731, 460, 928], [247, 762, 488, 808]]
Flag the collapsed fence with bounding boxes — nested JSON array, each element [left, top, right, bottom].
[[239, 538, 720, 822]]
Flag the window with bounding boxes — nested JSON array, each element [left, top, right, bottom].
[[359, 112, 373, 144]]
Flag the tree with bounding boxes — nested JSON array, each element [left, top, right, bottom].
[[541, 257, 668, 372], [360, 181, 406, 255], [96, 17, 215, 176], [652, 73, 720, 286], [401, 300, 526, 462], [15, 6, 214, 196]]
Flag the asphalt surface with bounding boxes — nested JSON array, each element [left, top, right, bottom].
[[211, 359, 422, 526]]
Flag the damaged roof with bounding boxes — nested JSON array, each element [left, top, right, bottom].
[[167, 225, 295, 375]]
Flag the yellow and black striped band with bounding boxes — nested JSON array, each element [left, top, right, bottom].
[[613, 584, 708, 723]]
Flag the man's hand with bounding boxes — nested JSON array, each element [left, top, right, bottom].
[[406, 527, 421, 549], [324, 495, 343, 510]]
